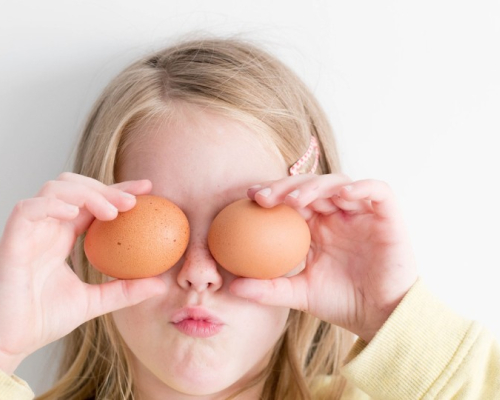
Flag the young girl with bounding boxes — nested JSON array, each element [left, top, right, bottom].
[[0, 37, 498, 400]]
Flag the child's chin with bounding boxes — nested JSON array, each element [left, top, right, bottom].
[[170, 379, 237, 397], [167, 368, 250, 397]]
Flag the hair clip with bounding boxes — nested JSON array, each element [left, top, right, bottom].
[[289, 136, 320, 175]]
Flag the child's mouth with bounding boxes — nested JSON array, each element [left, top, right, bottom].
[[171, 307, 224, 338]]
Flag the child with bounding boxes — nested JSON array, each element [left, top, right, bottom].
[[0, 37, 498, 399]]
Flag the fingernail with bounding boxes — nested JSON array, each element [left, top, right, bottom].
[[248, 184, 262, 191], [342, 185, 353, 192], [108, 203, 118, 214], [66, 204, 79, 214], [287, 189, 300, 199], [257, 188, 272, 197], [120, 191, 135, 199]]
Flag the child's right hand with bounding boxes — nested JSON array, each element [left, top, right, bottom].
[[236, 174, 418, 343], [0, 173, 166, 375]]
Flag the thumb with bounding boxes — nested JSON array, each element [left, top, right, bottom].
[[85, 277, 167, 320], [230, 277, 308, 311]]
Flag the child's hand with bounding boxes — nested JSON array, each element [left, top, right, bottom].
[[231, 174, 418, 342], [0, 173, 166, 375]]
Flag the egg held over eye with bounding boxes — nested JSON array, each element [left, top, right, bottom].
[[207, 198, 311, 279], [84, 195, 190, 279]]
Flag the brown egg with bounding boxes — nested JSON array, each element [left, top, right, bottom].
[[207, 198, 311, 279], [84, 195, 189, 279]]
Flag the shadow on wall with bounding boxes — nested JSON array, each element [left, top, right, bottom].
[[17, 340, 63, 395]]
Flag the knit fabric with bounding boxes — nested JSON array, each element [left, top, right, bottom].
[[0, 368, 34, 400]]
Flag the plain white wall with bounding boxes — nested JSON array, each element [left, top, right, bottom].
[[1, 0, 499, 395]]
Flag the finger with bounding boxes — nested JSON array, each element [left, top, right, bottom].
[[12, 197, 80, 223], [306, 197, 340, 215], [40, 173, 152, 213], [246, 175, 313, 203], [252, 175, 318, 206], [84, 277, 167, 320], [229, 276, 309, 311], [251, 174, 352, 208], [56, 172, 153, 198], [111, 179, 152, 196], [330, 195, 374, 214], [0, 198, 80, 250], [39, 181, 120, 221], [246, 181, 277, 200], [71, 179, 152, 236], [56, 172, 152, 197], [339, 180, 399, 219], [38, 180, 135, 221]]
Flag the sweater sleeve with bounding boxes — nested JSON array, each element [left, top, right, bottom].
[[0, 369, 34, 400], [340, 278, 500, 399]]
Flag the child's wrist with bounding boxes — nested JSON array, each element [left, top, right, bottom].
[[354, 300, 405, 343], [355, 317, 390, 343]]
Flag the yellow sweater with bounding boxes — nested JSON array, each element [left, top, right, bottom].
[[1, 279, 499, 399]]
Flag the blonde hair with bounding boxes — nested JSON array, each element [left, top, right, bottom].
[[38, 36, 355, 400]]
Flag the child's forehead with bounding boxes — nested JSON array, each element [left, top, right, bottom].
[[117, 108, 288, 207], [125, 105, 284, 168]]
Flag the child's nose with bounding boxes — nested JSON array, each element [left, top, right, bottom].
[[176, 242, 223, 292]]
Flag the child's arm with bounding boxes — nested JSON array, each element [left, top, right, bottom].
[[0, 173, 166, 379], [341, 278, 500, 399]]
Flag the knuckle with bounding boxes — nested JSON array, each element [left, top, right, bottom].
[[321, 173, 351, 188], [12, 199, 28, 216], [375, 179, 391, 193], [57, 172, 74, 181], [106, 185, 122, 197], [42, 196, 56, 209], [39, 180, 58, 196], [12, 198, 44, 219], [121, 281, 131, 301], [337, 173, 352, 182]]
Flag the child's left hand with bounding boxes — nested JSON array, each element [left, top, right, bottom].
[[230, 173, 418, 342]]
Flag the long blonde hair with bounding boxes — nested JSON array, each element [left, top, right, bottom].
[[38, 36, 355, 400]]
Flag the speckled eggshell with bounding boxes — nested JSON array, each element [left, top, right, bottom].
[[84, 195, 190, 279], [207, 198, 311, 279]]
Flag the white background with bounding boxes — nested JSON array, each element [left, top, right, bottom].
[[1, 0, 499, 395]]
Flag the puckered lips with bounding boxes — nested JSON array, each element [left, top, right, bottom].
[[171, 307, 225, 338]]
